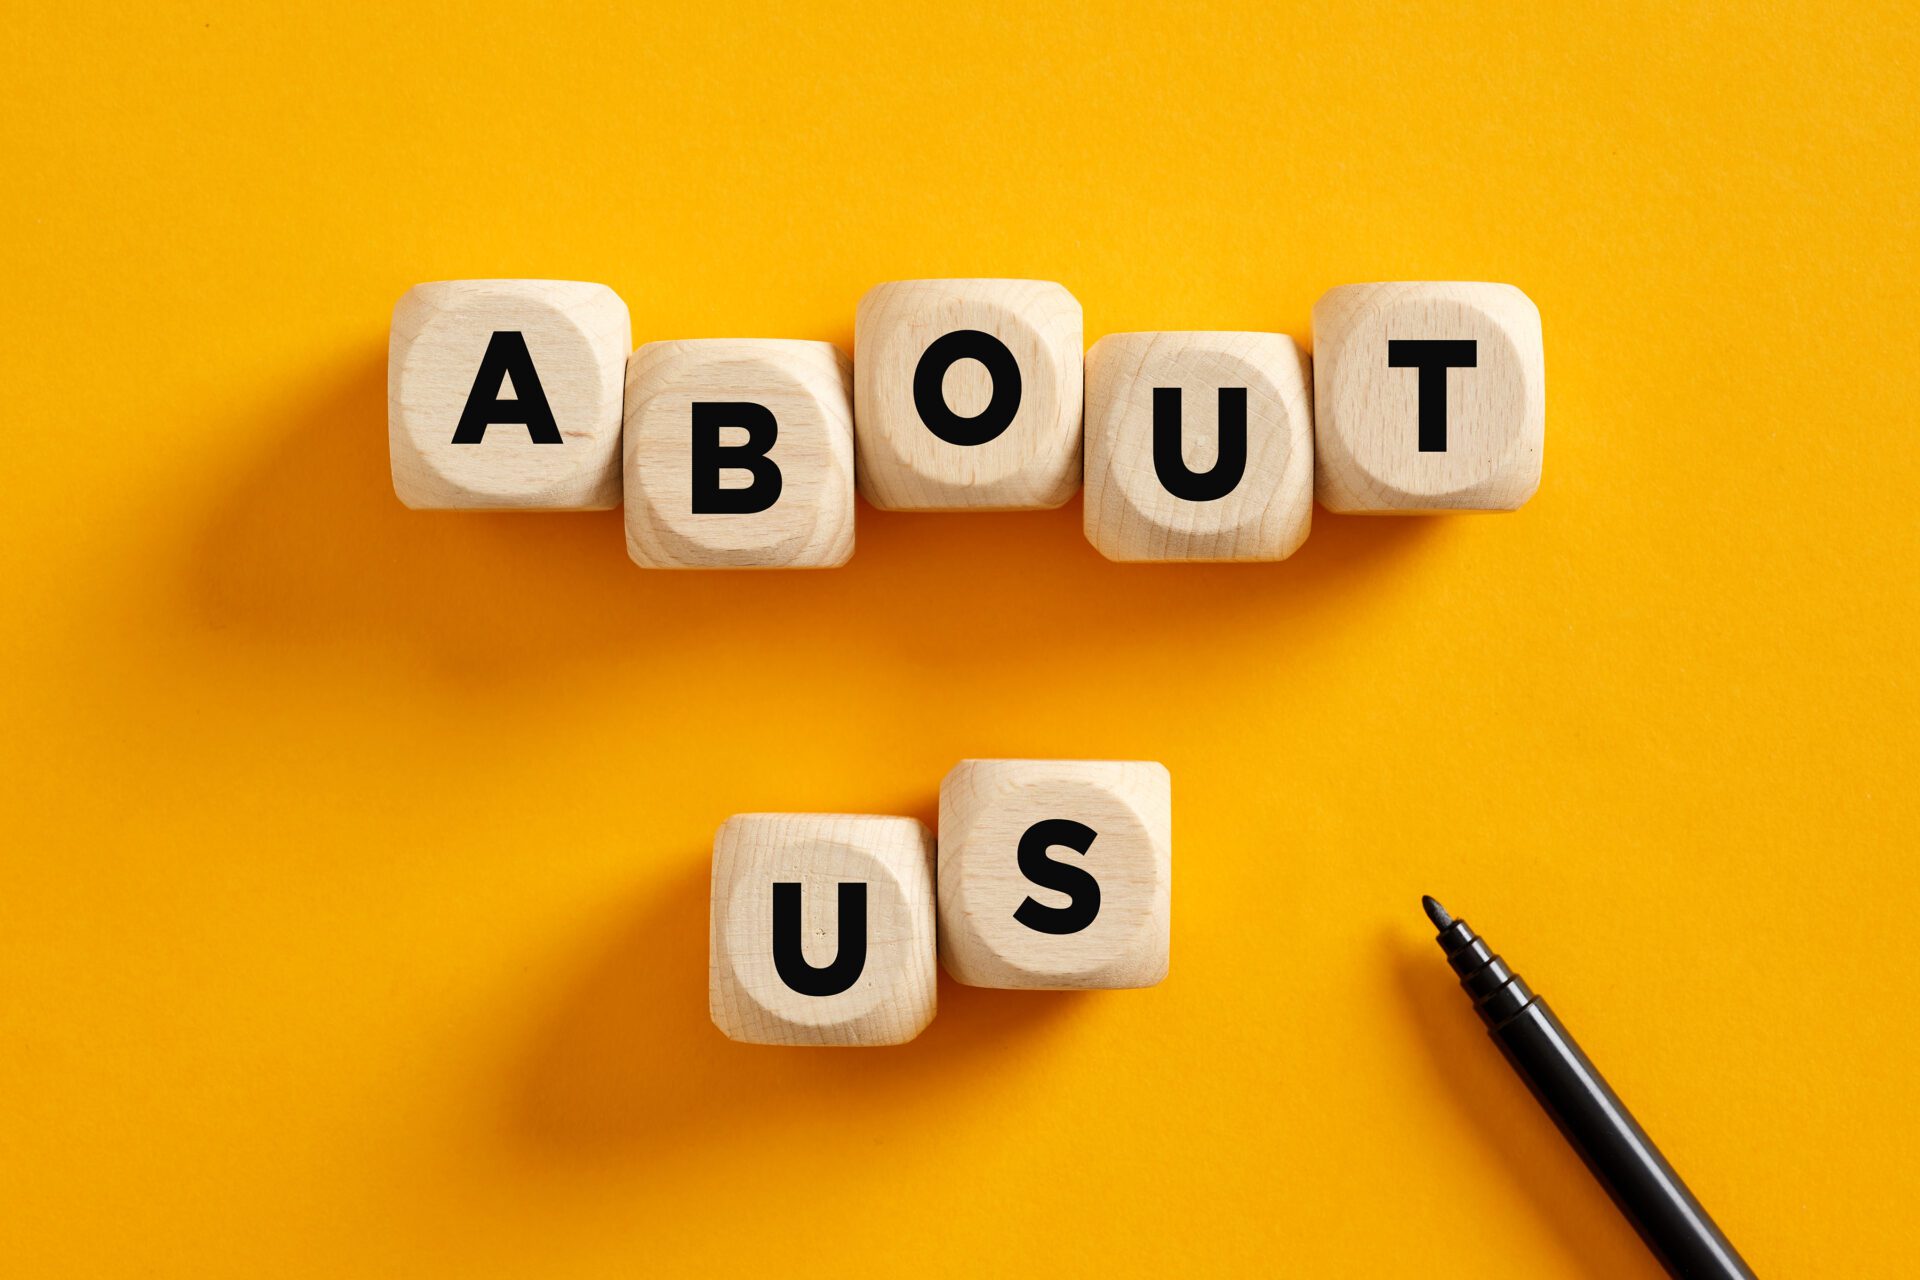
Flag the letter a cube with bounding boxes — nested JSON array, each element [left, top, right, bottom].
[[938, 760, 1171, 990], [1312, 282, 1544, 512], [388, 279, 630, 509], [624, 340, 856, 568], [710, 814, 937, 1046]]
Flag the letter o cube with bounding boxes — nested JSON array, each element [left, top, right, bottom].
[[388, 279, 629, 510], [1084, 331, 1314, 561], [854, 279, 1083, 511], [938, 760, 1171, 990], [624, 340, 856, 568], [1312, 282, 1544, 512], [709, 813, 937, 1046]]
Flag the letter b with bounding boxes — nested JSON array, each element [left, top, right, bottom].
[[692, 402, 782, 515]]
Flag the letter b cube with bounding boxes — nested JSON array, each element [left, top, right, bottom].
[[624, 340, 856, 568], [938, 760, 1171, 990]]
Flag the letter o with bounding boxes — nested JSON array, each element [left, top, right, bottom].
[[911, 329, 1023, 446]]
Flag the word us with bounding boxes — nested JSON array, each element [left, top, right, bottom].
[[712, 759, 1170, 1046], [389, 278, 1545, 566]]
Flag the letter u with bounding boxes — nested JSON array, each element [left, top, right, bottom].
[[1152, 386, 1248, 501], [771, 881, 868, 996]]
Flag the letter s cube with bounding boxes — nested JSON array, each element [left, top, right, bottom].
[[388, 279, 629, 510], [938, 760, 1171, 990]]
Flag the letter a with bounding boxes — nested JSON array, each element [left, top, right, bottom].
[[451, 331, 563, 444]]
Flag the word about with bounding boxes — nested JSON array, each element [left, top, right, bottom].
[[388, 279, 1546, 567]]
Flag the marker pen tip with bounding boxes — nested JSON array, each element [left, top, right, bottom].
[[1422, 895, 1452, 930]]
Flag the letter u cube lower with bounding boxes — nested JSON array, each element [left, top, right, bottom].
[[709, 813, 937, 1046]]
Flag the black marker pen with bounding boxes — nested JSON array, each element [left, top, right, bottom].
[[1422, 896, 1756, 1279]]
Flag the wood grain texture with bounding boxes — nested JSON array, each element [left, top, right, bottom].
[[1084, 331, 1314, 562], [937, 760, 1171, 990], [709, 813, 936, 1046], [853, 279, 1083, 510], [388, 279, 628, 510], [1311, 281, 1544, 512], [623, 339, 855, 569]]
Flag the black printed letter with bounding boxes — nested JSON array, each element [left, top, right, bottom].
[[692, 402, 782, 515], [451, 331, 562, 444], [912, 329, 1023, 446], [771, 882, 867, 997], [1152, 387, 1248, 501], [1387, 339, 1477, 452], [1012, 819, 1101, 936]]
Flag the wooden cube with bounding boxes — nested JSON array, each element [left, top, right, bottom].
[[854, 279, 1083, 511], [388, 279, 629, 510], [709, 813, 936, 1046], [1083, 331, 1314, 562], [937, 760, 1171, 990], [623, 340, 855, 569], [1312, 282, 1544, 512]]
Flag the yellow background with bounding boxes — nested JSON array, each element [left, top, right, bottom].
[[4, 3, 1915, 1275]]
